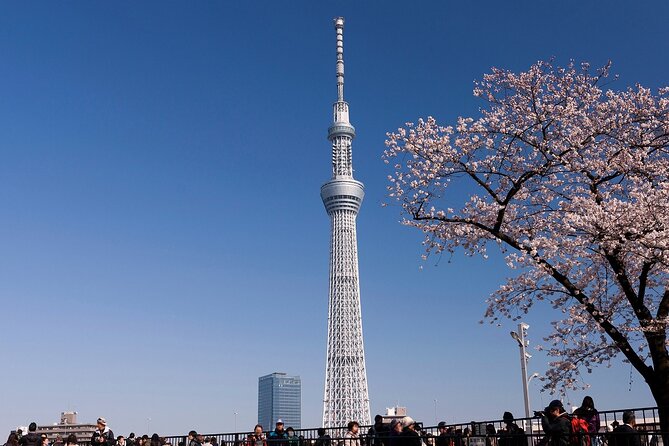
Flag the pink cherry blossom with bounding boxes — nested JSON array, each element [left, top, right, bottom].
[[384, 60, 669, 425]]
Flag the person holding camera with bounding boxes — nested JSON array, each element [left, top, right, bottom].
[[537, 400, 571, 446]]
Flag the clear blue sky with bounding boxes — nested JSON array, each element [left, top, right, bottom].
[[1, 0, 667, 437]]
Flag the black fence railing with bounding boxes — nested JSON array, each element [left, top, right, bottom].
[[159, 407, 666, 446]]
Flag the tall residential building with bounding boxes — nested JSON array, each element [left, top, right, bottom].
[[258, 372, 301, 429], [320, 17, 371, 428]]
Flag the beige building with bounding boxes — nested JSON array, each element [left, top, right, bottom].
[[37, 412, 97, 443]]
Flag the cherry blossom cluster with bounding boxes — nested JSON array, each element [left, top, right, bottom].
[[384, 60, 669, 393]]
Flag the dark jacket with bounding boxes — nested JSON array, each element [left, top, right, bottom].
[[498, 423, 527, 446], [315, 435, 331, 446], [541, 414, 571, 446], [611, 425, 641, 446], [91, 429, 115, 446], [19, 433, 41, 446], [369, 423, 389, 446], [399, 429, 421, 446]]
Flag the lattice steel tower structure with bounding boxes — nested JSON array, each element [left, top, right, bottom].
[[320, 17, 371, 428]]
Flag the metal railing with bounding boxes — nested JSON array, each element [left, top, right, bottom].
[[159, 407, 665, 446]]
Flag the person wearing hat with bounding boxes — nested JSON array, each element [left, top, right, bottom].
[[399, 417, 421, 446], [539, 400, 571, 446], [388, 420, 403, 446], [91, 418, 115, 446], [498, 412, 527, 446], [268, 420, 288, 446]]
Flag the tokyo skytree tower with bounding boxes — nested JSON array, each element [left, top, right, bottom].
[[320, 17, 371, 428]]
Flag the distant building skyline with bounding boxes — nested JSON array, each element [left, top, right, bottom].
[[258, 372, 301, 430]]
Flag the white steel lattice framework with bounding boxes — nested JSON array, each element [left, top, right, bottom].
[[320, 17, 371, 428]]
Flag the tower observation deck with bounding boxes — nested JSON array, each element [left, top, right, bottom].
[[320, 17, 371, 428]]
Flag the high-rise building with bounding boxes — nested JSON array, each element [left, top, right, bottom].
[[258, 372, 301, 429], [320, 17, 371, 428]]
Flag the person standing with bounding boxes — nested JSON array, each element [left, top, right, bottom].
[[248, 425, 267, 446], [91, 418, 115, 446], [268, 421, 288, 446], [19, 423, 41, 446], [345, 422, 361, 446], [573, 397, 601, 446], [369, 416, 388, 446], [5, 433, 20, 446], [187, 431, 201, 446], [399, 418, 421, 446], [285, 429, 298, 446], [315, 428, 331, 446], [540, 400, 571, 446], [498, 412, 527, 446], [65, 435, 77, 446], [611, 412, 641, 446]]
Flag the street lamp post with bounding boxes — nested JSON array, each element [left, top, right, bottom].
[[510, 323, 531, 430]]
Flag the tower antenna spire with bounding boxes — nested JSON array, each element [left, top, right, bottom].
[[335, 17, 345, 102]]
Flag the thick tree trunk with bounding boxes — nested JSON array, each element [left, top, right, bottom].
[[648, 372, 669, 445]]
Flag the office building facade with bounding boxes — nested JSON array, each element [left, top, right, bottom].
[[258, 372, 301, 429]]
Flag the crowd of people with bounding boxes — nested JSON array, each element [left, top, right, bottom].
[[3, 397, 654, 446]]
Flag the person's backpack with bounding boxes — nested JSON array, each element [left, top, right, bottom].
[[570, 417, 591, 446]]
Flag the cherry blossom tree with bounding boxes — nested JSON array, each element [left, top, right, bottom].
[[384, 60, 669, 428]]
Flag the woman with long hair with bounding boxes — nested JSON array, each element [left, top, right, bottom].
[[5, 433, 20, 446], [573, 396, 601, 446]]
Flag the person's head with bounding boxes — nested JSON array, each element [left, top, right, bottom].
[[438, 422, 447, 433], [151, 434, 160, 446], [97, 418, 107, 431], [41, 434, 48, 444], [402, 417, 415, 431], [29, 423, 37, 433], [129, 435, 136, 440], [66, 435, 77, 446], [486, 425, 496, 435], [546, 400, 564, 419], [286, 428, 295, 438], [622, 411, 636, 426], [317, 428, 326, 437], [390, 420, 402, 433], [581, 396, 595, 410], [374, 415, 383, 425], [188, 432, 197, 441], [275, 421, 284, 432], [503, 412, 514, 425], [55, 436, 62, 443], [254, 425, 263, 436], [7, 433, 19, 446], [347, 422, 359, 434]]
